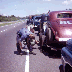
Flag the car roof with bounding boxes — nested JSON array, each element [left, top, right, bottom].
[[50, 10, 72, 14], [49, 10, 72, 20]]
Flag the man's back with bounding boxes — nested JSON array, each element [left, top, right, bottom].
[[18, 28, 33, 41]]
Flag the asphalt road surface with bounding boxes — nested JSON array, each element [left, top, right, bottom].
[[0, 21, 62, 72]]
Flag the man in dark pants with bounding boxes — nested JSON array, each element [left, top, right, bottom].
[[16, 27, 36, 54]]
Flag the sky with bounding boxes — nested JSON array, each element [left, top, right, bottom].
[[0, 0, 72, 17]]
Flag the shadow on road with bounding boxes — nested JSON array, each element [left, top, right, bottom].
[[14, 51, 28, 55], [44, 50, 61, 59], [22, 46, 37, 49], [38, 47, 61, 59]]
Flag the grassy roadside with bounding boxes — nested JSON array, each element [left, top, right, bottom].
[[0, 20, 24, 26], [0, 23, 12, 26]]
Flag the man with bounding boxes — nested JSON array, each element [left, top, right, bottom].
[[27, 23, 34, 32], [43, 22, 47, 35], [16, 27, 38, 54]]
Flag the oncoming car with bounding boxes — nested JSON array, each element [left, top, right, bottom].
[[39, 10, 72, 52]]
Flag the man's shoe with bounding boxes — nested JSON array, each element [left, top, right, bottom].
[[29, 51, 33, 54], [40, 49, 43, 53], [29, 51, 36, 55]]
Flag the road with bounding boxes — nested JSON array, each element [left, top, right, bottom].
[[0, 21, 61, 72]]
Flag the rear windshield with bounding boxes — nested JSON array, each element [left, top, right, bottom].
[[35, 17, 41, 19], [57, 13, 72, 18]]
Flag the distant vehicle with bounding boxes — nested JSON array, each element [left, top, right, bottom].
[[39, 10, 72, 52], [26, 19, 33, 25], [60, 39, 72, 72], [33, 15, 41, 30], [26, 15, 33, 25]]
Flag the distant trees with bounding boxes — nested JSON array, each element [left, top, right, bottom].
[[66, 9, 72, 10], [0, 15, 25, 22]]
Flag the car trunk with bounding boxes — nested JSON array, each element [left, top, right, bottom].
[[51, 19, 72, 38]]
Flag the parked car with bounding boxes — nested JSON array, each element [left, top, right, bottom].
[[59, 39, 72, 72], [33, 15, 41, 31], [39, 10, 72, 52]]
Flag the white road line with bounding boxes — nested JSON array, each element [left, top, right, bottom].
[[5, 25, 8, 26], [11, 24, 13, 25], [25, 49, 29, 72], [1, 26, 4, 27], [14, 26, 15, 27], [3, 30, 5, 31], [1, 31, 2, 32]]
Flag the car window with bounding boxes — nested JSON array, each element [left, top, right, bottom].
[[34, 17, 41, 21], [57, 13, 72, 18]]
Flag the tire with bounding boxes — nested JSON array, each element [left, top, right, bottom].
[[59, 64, 64, 72], [46, 28, 54, 44], [65, 65, 72, 72], [39, 31, 48, 53], [39, 32, 43, 52]]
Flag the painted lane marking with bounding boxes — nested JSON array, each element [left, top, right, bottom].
[[11, 24, 13, 25], [1, 26, 4, 27], [0, 29, 7, 33], [14, 26, 15, 27], [1, 31, 2, 32], [25, 49, 29, 72], [5, 25, 8, 26], [3, 30, 5, 31]]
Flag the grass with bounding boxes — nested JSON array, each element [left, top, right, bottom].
[[0, 20, 24, 26], [0, 23, 12, 26]]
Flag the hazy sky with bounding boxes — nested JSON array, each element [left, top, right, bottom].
[[0, 0, 72, 17]]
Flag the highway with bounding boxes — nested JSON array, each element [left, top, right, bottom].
[[0, 21, 61, 72]]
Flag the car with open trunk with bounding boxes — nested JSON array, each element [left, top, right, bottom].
[[39, 10, 72, 52]]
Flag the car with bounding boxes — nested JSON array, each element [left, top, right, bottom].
[[59, 39, 72, 72], [26, 19, 33, 25], [39, 10, 72, 52], [33, 15, 41, 31]]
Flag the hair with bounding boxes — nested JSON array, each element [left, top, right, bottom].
[[30, 28, 34, 33]]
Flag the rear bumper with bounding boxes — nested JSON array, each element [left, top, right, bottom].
[[59, 38, 72, 41], [55, 36, 72, 41]]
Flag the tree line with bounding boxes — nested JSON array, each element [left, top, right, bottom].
[[0, 15, 25, 22]]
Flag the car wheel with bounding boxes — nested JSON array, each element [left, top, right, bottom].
[[65, 66, 72, 72], [46, 28, 54, 44], [39, 32, 43, 52], [59, 64, 64, 72]]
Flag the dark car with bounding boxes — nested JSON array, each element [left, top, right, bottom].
[[39, 10, 72, 52], [59, 39, 72, 72], [33, 15, 41, 30]]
